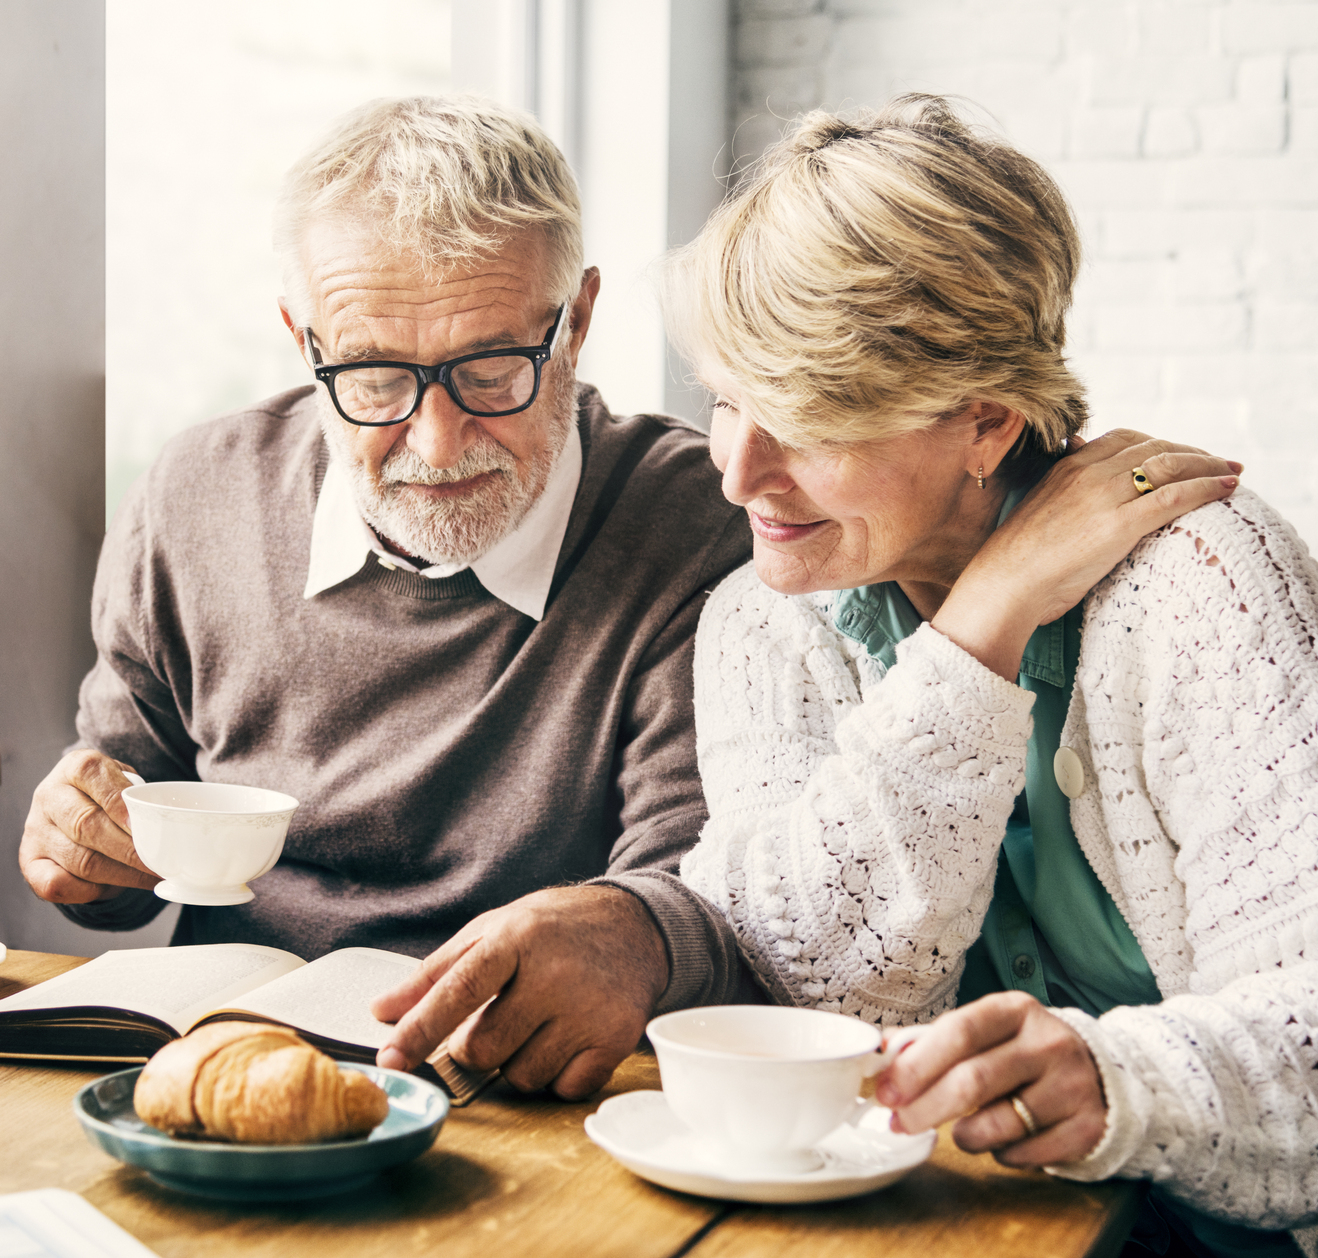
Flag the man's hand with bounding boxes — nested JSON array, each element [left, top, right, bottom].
[[874, 992, 1107, 1167], [20, 750, 159, 903], [372, 885, 670, 1099]]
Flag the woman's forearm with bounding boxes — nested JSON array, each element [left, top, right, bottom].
[[684, 569, 1034, 1023]]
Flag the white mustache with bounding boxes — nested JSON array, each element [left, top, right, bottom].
[[378, 441, 513, 487]]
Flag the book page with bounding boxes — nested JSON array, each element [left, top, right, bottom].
[[214, 947, 420, 1049], [0, 945, 304, 1034]]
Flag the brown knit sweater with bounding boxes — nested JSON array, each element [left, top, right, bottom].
[[64, 384, 753, 1011]]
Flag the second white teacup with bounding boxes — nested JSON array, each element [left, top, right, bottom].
[[121, 778, 299, 906], [647, 1005, 883, 1175]]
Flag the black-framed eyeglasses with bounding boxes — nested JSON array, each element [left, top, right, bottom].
[[301, 304, 567, 426]]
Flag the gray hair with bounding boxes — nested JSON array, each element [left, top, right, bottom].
[[274, 95, 584, 323]]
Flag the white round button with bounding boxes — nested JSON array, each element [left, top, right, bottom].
[[1054, 746, 1085, 799]]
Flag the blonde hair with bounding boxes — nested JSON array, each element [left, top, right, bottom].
[[664, 95, 1087, 467], [275, 95, 583, 323]]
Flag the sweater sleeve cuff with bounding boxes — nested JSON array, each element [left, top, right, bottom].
[[57, 888, 166, 933], [588, 869, 752, 1013], [900, 621, 1038, 726], [1044, 1006, 1146, 1183]]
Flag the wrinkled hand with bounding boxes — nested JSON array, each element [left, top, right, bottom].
[[934, 429, 1242, 679], [372, 885, 670, 1099], [876, 992, 1106, 1167], [20, 750, 158, 903]]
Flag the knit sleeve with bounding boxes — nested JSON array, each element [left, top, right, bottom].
[[1049, 970, 1318, 1229], [1046, 490, 1318, 1227], [680, 563, 1035, 1026]]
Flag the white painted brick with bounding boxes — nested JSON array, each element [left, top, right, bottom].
[[731, 110, 790, 164], [1251, 208, 1318, 253], [1289, 106, 1318, 153], [1075, 257, 1170, 302], [1066, 6, 1138, 59], [1220, 5, 1318, 55], [1292, 52, 1318, 107], [1237, 55, 1288, 105], [1070, 107, 1144, 159], [1139, 5, 1212, 56], [1197, 104, 1287, 155], [830, 7, 1063, 66], [1172, 249, 1245, 301], [1094, 302, 1249, 353], [1087, 55, 1235, 108], [1070, 353, 1163, 405], [1162, 353, 1251, 400], [1052, 159, 1170, 209], [1149, 400, 1250, 453], [1169, 156, 1318, 205], [1255, 302, 1318, 350], [1247, 236, 1318, 298], [737, 14, 832, 66], [739, 63, 822, 114], [738, 0, 823, 17], [1144, 108, 1199, 158]]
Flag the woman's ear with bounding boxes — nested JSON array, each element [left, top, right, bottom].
[[965, 401, 1027, 479]]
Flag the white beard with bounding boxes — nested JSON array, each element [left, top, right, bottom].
[[318, 367, 576, 566]]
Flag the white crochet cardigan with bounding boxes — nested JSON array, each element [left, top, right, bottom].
[[682, 489, 1318, 1231]]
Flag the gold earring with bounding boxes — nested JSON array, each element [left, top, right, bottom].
[[977, 465, 985, 490]]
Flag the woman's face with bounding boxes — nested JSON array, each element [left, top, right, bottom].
[[703, 364, 991, 597]]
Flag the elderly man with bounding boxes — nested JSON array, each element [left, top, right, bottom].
[[19, 97, 751, 1098]]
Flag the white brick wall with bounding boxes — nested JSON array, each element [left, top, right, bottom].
[[733, 0, 1318, 551]]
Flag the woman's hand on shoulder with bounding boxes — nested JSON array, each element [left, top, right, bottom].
[[875, 991, 1107, 1168], [932, 431, 1241, 680]]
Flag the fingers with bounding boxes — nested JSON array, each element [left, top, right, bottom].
[[376, 935, 517, 1071], [876, 995, 1107, 1168], [487, 1013, 641, 1098], [874, 991, 1033, 1115], [885, 1020, 1037, 1135], [19, 750, 159, 903], [369, 928, 484, 1023]]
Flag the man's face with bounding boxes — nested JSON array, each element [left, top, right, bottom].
[[288, 222, 590, 564]]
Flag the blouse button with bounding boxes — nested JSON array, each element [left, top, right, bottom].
[[1054, 746, 1085, 799], [1012, 954, 1036, 980]]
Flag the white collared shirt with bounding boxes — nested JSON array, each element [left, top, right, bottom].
[[303, 423, 582, 621]]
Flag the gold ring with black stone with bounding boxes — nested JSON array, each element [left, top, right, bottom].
[[1132, 466, 1154, 495]]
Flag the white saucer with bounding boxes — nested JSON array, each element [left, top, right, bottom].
[[585, 1090, 936, 1204]]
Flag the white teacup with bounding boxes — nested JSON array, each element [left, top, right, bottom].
[[120, 777, 299, 906], [647, 1005, 884, 1175]]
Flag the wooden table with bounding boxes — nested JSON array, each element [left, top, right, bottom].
[[0, 951, 1139, 1257]]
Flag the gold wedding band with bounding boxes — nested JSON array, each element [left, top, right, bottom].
[[1132, 466, 1154, 495], [1009, 1093, 1039, 1138]]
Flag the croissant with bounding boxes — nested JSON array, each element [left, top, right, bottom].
[[134, 1021, 390, 1144]]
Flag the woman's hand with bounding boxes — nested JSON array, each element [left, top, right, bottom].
[[875, 992, 1107, 1167], [932, 430, 1242, 680]]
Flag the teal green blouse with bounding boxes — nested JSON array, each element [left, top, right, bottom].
[[830, 491, 1162, 1019]]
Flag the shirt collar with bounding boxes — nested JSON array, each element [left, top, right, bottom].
[[303, 422, 582, 621]]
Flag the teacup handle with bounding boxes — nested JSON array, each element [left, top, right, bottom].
[[847, 1025, 931, 1127], [121, 772, 145, 788]]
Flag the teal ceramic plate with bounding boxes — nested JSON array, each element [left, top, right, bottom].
[[74, 1064, 448, 1201]]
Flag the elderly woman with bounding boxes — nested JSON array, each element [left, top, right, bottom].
[[673, 97, 1318, 1257]]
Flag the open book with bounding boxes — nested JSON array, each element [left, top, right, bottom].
[[0, 944, 492, 1105]]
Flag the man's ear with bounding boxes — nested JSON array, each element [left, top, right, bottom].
[[566, 267, 601, 368], [278, 299, 313, 369]]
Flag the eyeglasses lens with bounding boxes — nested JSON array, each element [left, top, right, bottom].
[[449, 356, 536, 415], [332, 366, 418, 424]]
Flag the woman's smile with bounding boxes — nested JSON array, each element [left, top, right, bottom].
[[747, 510, 829, 543]]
